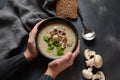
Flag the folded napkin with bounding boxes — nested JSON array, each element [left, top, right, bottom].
[[0, 0, 56, 79], [0, 0, 56, 61], [38, 0, 57, 16]]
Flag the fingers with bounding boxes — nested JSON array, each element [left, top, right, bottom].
[[57, 52, 72, 64], [31, 19, 46, 34], [28, 20, 45, 45], [72, 40, 80, 59], [31, 20, 43, 34], [48, 40, 80, 70], [49, 52, 72, 67]]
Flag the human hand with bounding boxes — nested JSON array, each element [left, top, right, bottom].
[[24, 21, 44, 62], [45, 40, 80, 79]]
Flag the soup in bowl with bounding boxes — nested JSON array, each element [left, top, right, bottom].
[[36, 17, 78, 59]]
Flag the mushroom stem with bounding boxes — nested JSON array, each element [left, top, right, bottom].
[[88, 67, 93, 72], [85, 58, 94, 67]]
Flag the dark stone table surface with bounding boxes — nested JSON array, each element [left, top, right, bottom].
[[0, 0, 120, 80]]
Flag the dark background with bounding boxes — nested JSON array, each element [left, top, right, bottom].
[[0, 0, 120, 80]]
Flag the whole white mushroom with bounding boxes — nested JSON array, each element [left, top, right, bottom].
[[84, 49, 96, 60], [85, 54, 103, 68], [82, 67, 93, 79]]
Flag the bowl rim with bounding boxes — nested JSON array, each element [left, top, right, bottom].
[[35, 17, 78, 59]]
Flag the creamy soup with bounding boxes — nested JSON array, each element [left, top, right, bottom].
[[37, 21, 77, 59]]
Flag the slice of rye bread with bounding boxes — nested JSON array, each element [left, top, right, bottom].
[[56, 0, 78, 19]]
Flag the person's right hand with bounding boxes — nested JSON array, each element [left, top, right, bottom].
[[45, 40, 80, 79]]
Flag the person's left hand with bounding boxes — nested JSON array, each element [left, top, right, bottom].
[[24, 21, 43, 61]]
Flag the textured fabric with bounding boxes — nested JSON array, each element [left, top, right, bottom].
[[0, 0, 8, 10], [0, 53, 27, 80], [38, 0, 57, 16], [0, 0, 56, 60], [39, 74, 53, 80], [0, 0, 56, 80], [0, 0, 55, 61]]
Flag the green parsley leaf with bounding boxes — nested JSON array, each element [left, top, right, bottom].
[[44, 36, 49, 42]]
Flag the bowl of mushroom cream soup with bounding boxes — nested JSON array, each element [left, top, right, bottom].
[[36, 17, 78, 59]]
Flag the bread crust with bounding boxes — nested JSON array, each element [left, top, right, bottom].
[[56, 0, 78, 19]]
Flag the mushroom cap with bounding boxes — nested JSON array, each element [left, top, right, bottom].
[[82, 69, 93, 79], [92, 71, 105, 80], [84, 49, 96, 60], [94, 54, 103, 68]]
